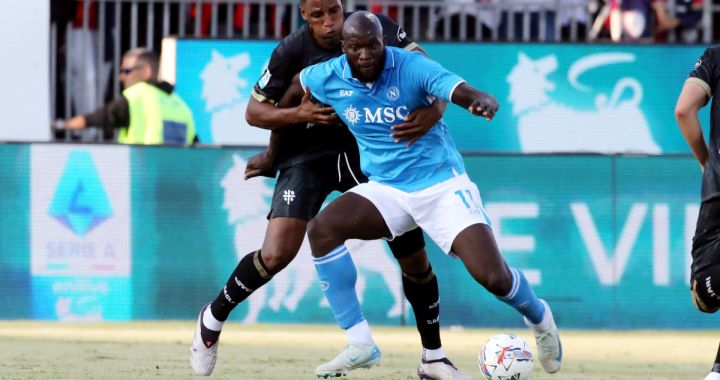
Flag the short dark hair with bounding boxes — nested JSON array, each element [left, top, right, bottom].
[[123, 47, 159, 78]]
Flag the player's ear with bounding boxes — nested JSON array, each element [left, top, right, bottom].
[[341, 39, 346, 53], [299, 0, 308, 21]]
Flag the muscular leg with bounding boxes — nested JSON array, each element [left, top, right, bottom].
[[188, 217, 309, 362], [450, 223, 513, 296], [260, 217, 307, 273], [451, 223, 561, 373], [308, 193, 390, 376]]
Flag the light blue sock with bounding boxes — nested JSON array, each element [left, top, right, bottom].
[[313, 244, 365, 330], [497, 267, 545, 324]]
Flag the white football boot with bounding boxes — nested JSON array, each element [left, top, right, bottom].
[[315, 342, 382, 378], [189, 304, 219, 376], [417, 357, 476, 380], [524, 299, 562, 373]]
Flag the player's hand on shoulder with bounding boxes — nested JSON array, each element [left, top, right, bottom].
[[390, 102, 443, 146], [245, 150, 277, 180], [295, 88, 340, 125], [469, 93, 499, 121]]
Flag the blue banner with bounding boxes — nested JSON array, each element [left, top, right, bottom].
[[173, 40, 709, 154], [0, 143, 715, 328]]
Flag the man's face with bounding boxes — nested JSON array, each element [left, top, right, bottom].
[[119, 55, 150, 88], [300, 0, 344, 49], [343, 33, 384, 82]]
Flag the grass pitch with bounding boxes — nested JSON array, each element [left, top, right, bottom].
[[0, 321, 715, 379]]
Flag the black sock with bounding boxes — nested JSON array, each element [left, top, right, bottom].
[[402, 265, 441, 350], [713, 343, 720, 373], [209, 250, 273, 322]]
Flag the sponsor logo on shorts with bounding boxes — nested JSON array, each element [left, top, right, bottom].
[[282, 189, 296, 205]]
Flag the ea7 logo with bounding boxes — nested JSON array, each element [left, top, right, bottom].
[[340, 89, 353, 97]]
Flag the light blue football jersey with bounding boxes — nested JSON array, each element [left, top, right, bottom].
[[300, 47, 467, 192]]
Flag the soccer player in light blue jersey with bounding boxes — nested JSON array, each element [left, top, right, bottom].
[[281, 11, 563, 379]]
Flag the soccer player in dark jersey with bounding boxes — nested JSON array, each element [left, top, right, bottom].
[[189, 0, 471, 379], [675, 45, 720, 380]]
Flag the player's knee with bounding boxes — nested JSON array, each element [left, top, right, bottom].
[[396, 249, 429, 275], [260, 249, 294, 274], [307, 217, 336, 256], [691, 267, 720, 314]]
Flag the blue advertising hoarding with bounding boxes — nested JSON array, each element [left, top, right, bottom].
[[172, 39, 709, 154], [0, 143, 714, 328]]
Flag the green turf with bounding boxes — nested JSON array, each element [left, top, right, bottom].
[[0, 322, 714, 379]]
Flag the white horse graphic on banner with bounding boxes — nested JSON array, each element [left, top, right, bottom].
[[200, 50, 269, 145], [507, 52, 661, 154]]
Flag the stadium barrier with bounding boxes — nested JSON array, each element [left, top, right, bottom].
[[0, 142, 715, 329], [51, 0, 718, 131]]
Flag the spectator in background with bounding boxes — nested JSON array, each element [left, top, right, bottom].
[[58, 48, 196, 145], [674, 0, 703, 42], [620, 0, 679, 41]]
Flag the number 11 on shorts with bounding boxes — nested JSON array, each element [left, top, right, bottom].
[[454, 189, 481, 211]]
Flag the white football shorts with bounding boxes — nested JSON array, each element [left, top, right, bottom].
[[348, 173, 491, 254]]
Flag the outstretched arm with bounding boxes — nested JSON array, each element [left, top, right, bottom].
[[675, 82, 709, 169], [450, 83, 499, 120]]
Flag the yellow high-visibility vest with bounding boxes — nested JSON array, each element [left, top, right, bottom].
[[119, 82, 195, 145]]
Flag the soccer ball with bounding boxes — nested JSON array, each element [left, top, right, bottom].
[[478, 333, 534, 380]]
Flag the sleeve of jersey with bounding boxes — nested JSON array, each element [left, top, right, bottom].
[[252, 48, 291, 104], [687, 47, 717, 99], [376, 14, 415, 50], [299, 64, 329, 105], [406, 53, 465, 102]]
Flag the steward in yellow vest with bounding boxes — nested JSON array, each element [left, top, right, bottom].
[[120, 81, 195, 144], [61, 47, 196, 145]]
